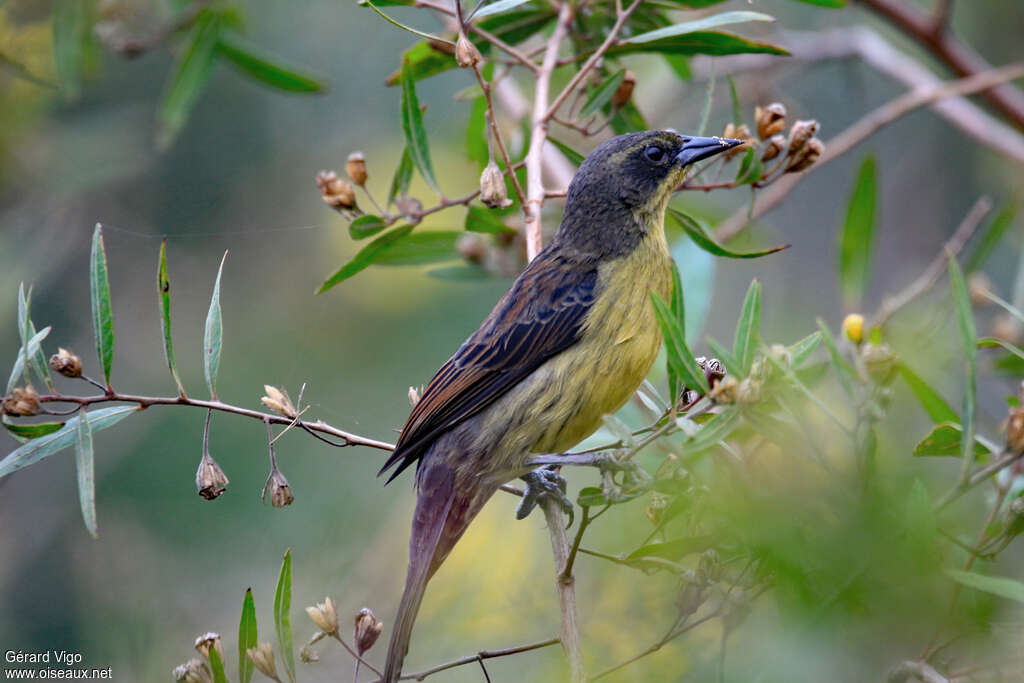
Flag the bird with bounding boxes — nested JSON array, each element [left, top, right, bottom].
[[378, 130, 742, 682]]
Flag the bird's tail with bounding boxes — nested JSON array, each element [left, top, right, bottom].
[[382, 464, 496, 683]]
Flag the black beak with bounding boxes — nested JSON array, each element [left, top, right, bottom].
[[674, 136, 744, 167]]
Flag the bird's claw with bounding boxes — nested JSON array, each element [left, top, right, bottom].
[[516, 466, 574, 525]]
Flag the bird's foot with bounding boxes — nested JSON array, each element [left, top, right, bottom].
[[516, 465, 574, 523]]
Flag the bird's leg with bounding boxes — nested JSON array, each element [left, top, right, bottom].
[[516, 465, 574, 522]]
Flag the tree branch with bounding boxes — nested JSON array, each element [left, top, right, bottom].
[[540, 494, 587, 683], [397, 637, 560, 681]]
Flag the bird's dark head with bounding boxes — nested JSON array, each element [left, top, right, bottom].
[[557, 130, 742, 257]]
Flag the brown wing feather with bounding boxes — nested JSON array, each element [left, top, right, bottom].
[[380, 246, 598, 482]]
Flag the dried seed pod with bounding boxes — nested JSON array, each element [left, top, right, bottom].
[[755, 102, 786, 140], [454, 34, 482, 68], [299, 645, 319, 663], [261, 385, 297, 419], [2, 386, 40, 417], [315, 170, 357, 210], [786, 119, 819, 158], [786, 137, 824, 173], [49, 347, 83, 378], [346, 152, 368, 186], [305, 596, 339, 634], [173, 659, 213, 683], [611, 70, 636, 108], [479, 161, 512, 209], [195, 451, 229, 500], [246, 643, 277, 681], [761, 134, 785, 162], [709, 376, 739, 404], [194, 632, 224, 660], [354, 607, 384, 655], [843, 313, 865, 345]]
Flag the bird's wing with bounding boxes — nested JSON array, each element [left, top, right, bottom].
[[380, 250, 598, 482]]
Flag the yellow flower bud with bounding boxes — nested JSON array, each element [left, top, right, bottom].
[[842, 313, 865, 345]]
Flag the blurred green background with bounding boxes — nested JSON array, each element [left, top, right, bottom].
[[1, 0, 1022, 681]]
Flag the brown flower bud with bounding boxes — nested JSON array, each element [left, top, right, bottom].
[[786, 119, 819, 158], [306, 596, 339, 634], [2, 385, 41, 417], [1008, 405, 1024, 453], [454, 34, 482, 68], [246, 643, 277, 681], [49, 347, 83, 378], [721, 123, 752, 160], [755, 102, 786, 140], [761, 134, 786, 162], [194, 632, 224, 660], [195, 451, 229, 500], [315, 170, 357, 210], [346, 152, 368, 186], [967, 272, 995, 307], [611, 70, 636, 108], [709, 376, 739, 404], [261, 385, 297, 419], [786, 137, 824, 173], [354, 607, 384, 655], [862, 343, 898, 385], [480, 161, 512, 209], [173, 659, 213, 683], [263, 465, 294, 508]]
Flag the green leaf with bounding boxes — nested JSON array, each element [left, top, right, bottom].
[[273, 549, 296, 683], [667, 208, 787, 259], [727, 75, 742, 126], [3, 422, 65, 439], [216, 35, 325, 92], [17, 283, 54, 391], [7, 326, 52, 393], [837, 156, 877, 309], [158, 240, 186, 397], [318, 225, 415, 292], [387, 147, 414, 206], [90, 224, 115, 389], [899, 364, 959, 424], [52, 0, 89, 100], [579, 69, 626, 120], [157, 11, 221, 149], [697, 67, 715, 136], [995, 352, 1024, 377], [913, 423, 989, 458], [650, 292, 709, 395], [608, 98, 648, 135], [474, 0, 534, 19], [626, 535, 713, 561], [349, 215, 388, 240], [816, 318, 857, 396], [74, 409, 97, 538], [577, 486, 608, 507], [948, 253, 977, 465], [204, 251, 228, 400], [465, 206, 515, 235], [548, 137, 585, 166], [466, 95, 489, 168], [207, 647, 228, 683], [733, 147, 763, 185], [705, 337, 739, 377], [667, 261, 687, 405], [732, 279, 762, 374], [622, 11, 774, 44], [679, 406, 740, 455], [979, 336, 1024, 362], [671, 233, 715, 345], [966, 201, 1019, 273], [0, 406, 137, 480], [386, 41, 455, 85], [372, 231, 459, 266], [946, 569, 1024, 604], [238, 588, 258, 683], [400, 58, 440, 193], [789, 331, 822, 367], [610, 31, 789, 58]]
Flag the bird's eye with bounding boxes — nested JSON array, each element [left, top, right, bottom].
[[644, 146, 665, 163]]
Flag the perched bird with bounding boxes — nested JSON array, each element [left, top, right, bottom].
[[379, 130, 741, 681]]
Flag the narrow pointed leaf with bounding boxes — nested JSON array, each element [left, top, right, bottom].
[[157, 11, 220, 149], [966, 201, 1018, 273], [387, 147, 414, 206], [788, 331, 822, 367], [349, 215, 388, 240], [650, 292, 709, 395], [679, 405, 740, 455], [627, 535, 714, 561], [837, 156, 877, 309], [816, 318, 856, 396], [727, 75, 742, 126], [466, 95, 489, 167], [465, 206, 516, 235], [74, 408, 97, 538], [706, 336, 739, 376], [317, 225, 415, 292], [979, 336, 1024, 362], [371, 231, 459, 266], [7, 326, 52, 393], [732, 279, 762, 374], [52, 0, 89, 99], [239, 588, 258, 683], [667, 262, 686, 405], [667, 208, 787, 259], [610, 31, 789, 58], [948, 253, 977, 465], [733, 147, 763, 185], [0, 406, 137, 479], [913, 423, 989, 458], [273, 549, 296, 683], [216, 36, 325, 92], [622, 11, 774, 44], [579, 69, 626, 120], [946, 570, 1024, 604], [473, 0, 533, 19], [548, 137, 585, 166], [158, 240, 186, 396], [400, 58, 440, 192], [17, 284, 54, 391], [3, 422, 65, 439], [90, 225, 115, 389], [899, 364, 959, 424], [208, 647, 228, 683], [204, 251, 228, 399]]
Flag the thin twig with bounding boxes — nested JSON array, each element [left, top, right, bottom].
[[540, 490, 587, 683], [471, 63, 526, 206], [332, 633, 384, 677], [398, 638, 560, 680]]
